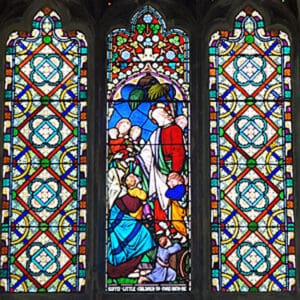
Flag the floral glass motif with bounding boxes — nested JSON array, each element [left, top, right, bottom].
[[0, 7, 87, 292], [209, 7, 295, 292], [106, 6, 190, 292]]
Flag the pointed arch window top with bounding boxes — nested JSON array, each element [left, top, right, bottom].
[[209, 7, 290, 51], [209, 7, 291, 102], [107, 5, 189, 100], [9, 7, 87, 50]]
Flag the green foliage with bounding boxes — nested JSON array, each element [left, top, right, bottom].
[[116, 36, 127, 46], [129, 89, 144, 110], [150, 24, 160, 34], [136, 24, 146, 34], [117, 278, 137, 284], [144, 248, 157, 261], [148, 83, 166, 100], [169, 35, 180, 46]]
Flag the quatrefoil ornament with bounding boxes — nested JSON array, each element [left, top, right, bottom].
[[237, 242, 271, 276]]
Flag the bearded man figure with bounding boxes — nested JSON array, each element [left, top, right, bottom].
[[137, 103, 186, 236]]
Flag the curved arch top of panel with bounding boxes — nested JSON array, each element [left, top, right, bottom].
[[0, 7, 88, 293], [106, 5, 190, 292], [209, 7, 295, 292], [107, 5, 189, 99]]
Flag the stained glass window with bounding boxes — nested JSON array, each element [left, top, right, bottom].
[[0, 7, 87, 292], [209, 7, 295, 292], [106, 5, 190, 292]]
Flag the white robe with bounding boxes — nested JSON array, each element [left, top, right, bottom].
[[138, 128, 169, 210]]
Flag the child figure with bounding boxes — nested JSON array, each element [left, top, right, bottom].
[[108, 127, 130, 173], [175, 115, 188, 132], [116, 118, 132, 138], [125, 173, 148, 220], [129, 125, 142, 144], [175, 114, 188, 153], [109, 118, 132, 162], [125, 125, 143, 162], [166, 172, 187, 243], [127, 125, 143, 154], [125, 173, 153, 223], [108, 128, 128, 156], [138, 236, 181, 283]]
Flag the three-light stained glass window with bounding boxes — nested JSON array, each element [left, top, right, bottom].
[[0, 2, 296, 297], [0, 7, 87, 292], [106, 5, 191, 292], [209, 7, 295, 292]]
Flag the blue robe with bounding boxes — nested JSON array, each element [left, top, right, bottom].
[[147, 243, 182, 282], [107, 204, 155, 266]]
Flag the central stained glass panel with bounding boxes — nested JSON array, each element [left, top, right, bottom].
[[106, 6, 190, 292]]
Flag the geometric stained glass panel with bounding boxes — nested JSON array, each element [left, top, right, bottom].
[[209, 7, 295, 292], [106, 6, 190, 292], [0, 7, 87, 292]]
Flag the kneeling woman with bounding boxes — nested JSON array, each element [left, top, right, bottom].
[[107, 175, 155, 278]]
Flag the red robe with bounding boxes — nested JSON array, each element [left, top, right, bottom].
[[109, 137, 129, 159], [154, 124, 185, 233], [160, 124, 185, 173]]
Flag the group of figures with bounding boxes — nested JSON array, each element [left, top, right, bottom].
[[106, 73, 190, 289]]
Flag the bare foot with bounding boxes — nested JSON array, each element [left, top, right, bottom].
[[138, 276, 150, 284]]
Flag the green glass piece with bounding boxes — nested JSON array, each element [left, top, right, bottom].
[[14, 66, 20, 74], [245, 35, 254, 44], [277, 65, 282, 74], [11, 190, 17, 199], [246, 97, 254, 105], [72, 255, 77, 264], [281, 255, 286, 264], [221, 254, 226, 263], [219, 128, 224, 136], [73, 128, 78, 136], [10, 255, 15, 264], [220, 190, 224, 199], [41, 95, 50, 105], [41, 158, 50, 168], [247, 158, 256, 169], [13, 128, 18, 137], [43, 35, 52, 44], [39, 222, 49, 232], [248, 221, 258, 232]]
